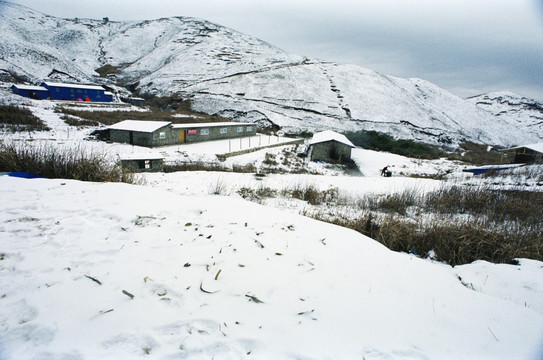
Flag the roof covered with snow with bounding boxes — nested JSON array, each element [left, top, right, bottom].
[[503, 143, 543, 154], [172, 122, 253, 129], [12, 84, 48, 91], [107, 120, 172, 133], [309, 130, 355, 147], [119, 153, 164, 161], [41, 81, 106, 91]]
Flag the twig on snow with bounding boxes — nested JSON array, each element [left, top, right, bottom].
[[85, 275, 102, 285], [200, 281, 220, 294], [488, 327, 499, 342], [122, 290, 134, 299], [245, 294, 264, 303]]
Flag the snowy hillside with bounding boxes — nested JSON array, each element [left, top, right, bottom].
[[467, 92, 543, 138], [1, 1, 542, 146], [1, 176, 542, 359]]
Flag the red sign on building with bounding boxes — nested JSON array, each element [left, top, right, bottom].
[[187, 129, 197, 135]]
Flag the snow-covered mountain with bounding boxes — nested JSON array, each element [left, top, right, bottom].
[[1, 0, 541, 146], [467, 92, 543, 134]]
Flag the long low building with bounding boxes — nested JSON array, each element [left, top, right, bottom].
[[11, 84, 50, 100], [107, 120, 256, 147], [11, 82, 113, 102], [172, 122, 255, 143], [42, 82, 113, 102]]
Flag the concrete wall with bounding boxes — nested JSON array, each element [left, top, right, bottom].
[[150, 127, 178, 147], [109, 124, 256, 147], [109, 126, 177, 147], [121, 159, 164, 172], [310, 141, 352, 163], [184, 124, 256, 143]]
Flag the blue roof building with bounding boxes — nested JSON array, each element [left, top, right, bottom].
[[41, 81, 113, 102], [11, 84, 50, 100]]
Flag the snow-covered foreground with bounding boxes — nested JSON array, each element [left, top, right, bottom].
[[1, 176, 542, 359]]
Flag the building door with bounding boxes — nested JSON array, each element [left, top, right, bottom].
[[129, 131, 134, 145], [178, 130, 186, 144]]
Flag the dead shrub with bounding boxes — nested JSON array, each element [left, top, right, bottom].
[[237, 186, 277, 201], [262, 153, 278, 166], [299, 185, 543, 266], [0, 140, 132, 183]]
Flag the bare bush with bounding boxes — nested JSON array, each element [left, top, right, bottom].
[[280, 184, 543, 266], [0, 140, 133, 183]]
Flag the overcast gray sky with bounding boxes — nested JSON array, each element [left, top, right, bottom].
[[11, 0, 543, 100]]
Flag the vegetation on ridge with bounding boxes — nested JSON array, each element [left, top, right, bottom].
[[344, 130, 445, 159], [0, 105, 50, 132]]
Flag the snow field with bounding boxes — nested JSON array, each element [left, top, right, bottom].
[[1, 176, 542, 359]]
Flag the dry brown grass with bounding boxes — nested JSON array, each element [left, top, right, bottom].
[[0, 140, 134, 183], [250, 182, 543, 266], [0, 105, 50, 132], [447, 142, 503, 165]]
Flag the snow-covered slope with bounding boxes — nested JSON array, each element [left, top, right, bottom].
[[467, 92, 543, 137], [1, 176, 542, 359], [1, 0, 542, 146]]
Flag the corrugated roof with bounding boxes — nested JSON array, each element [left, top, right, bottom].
[[503, 143, 543, 154], [172, 122, 253, 129], [108, 120, 172, 133], [12, 84, 48, 91], [309, 130, 354, 147], [42, 81, 105, 91]]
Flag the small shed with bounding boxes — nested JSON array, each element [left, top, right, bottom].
[[119, 154, 164, 172], [11, 84, 50, 100], [172, 122, 256, 144], [108, 120, 175, 147], [309, 130, 355, 163], [41, 81, 113, 102], [501, 143, 543, 164]]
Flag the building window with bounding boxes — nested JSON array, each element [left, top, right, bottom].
[[237, 127, 243, 133], [246, 126, 253, 132], [220, 128, 228, 134], [139, 160, 151, 169], [200, 128, 209, 135], [159, 132, 166, 139]]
